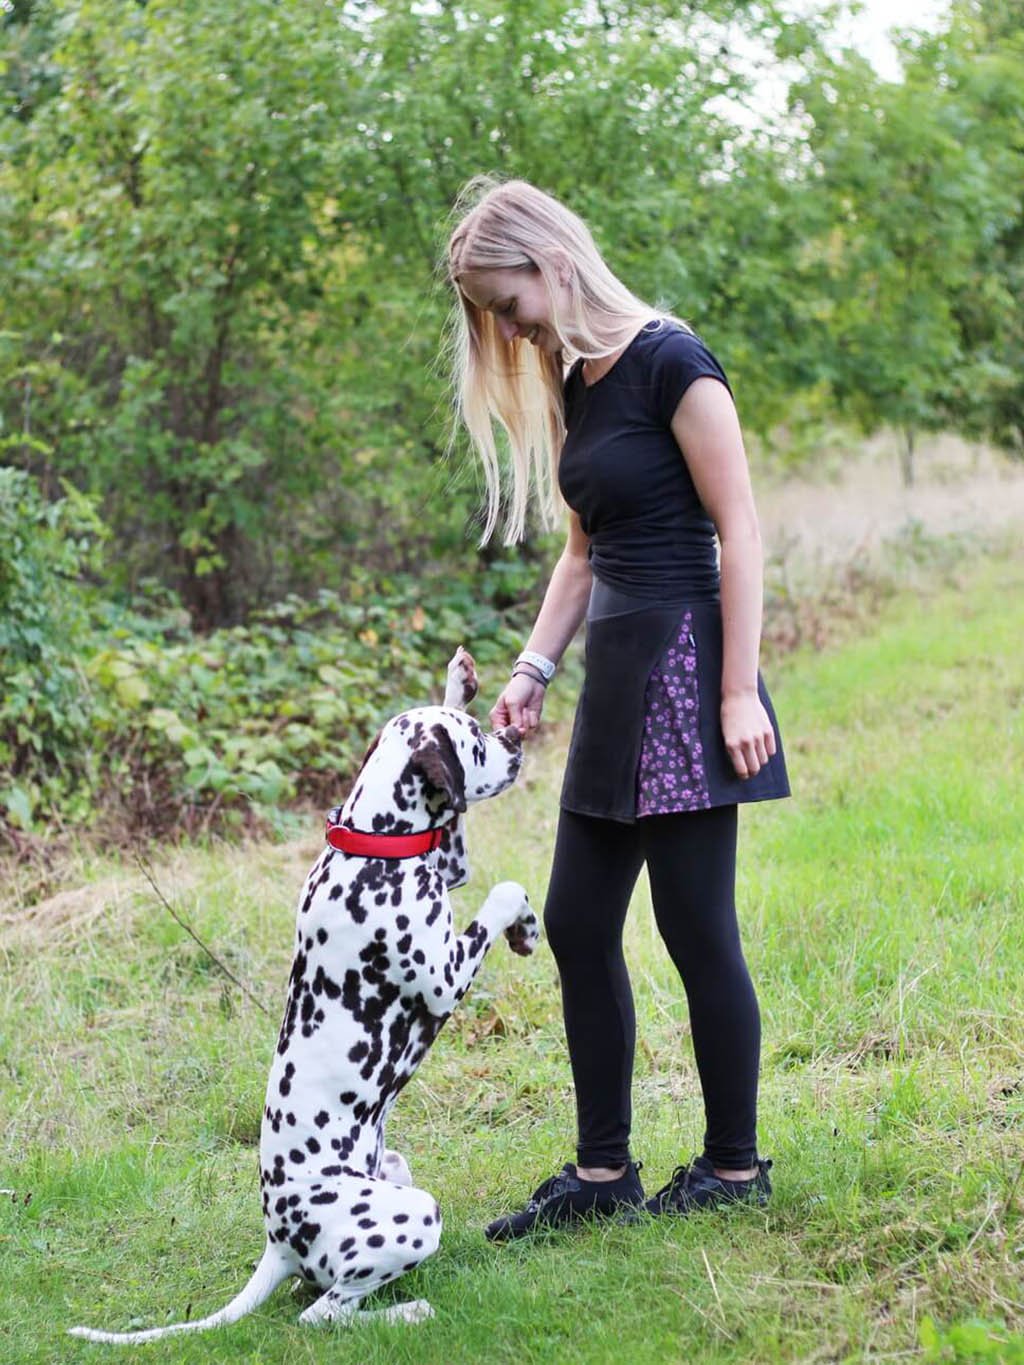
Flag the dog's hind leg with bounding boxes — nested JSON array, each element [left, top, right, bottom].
[[298, 1181, 441, 1328], [299, 1290, 434, 1327], [380, 1149, 413, 1187]]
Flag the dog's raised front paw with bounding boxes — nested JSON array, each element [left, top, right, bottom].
[[486, 880, 529, 921], [444, 646, 478, 709], [504, 907, 540, 957], [486, 881, 537, 955]]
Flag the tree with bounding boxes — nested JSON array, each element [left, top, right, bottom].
[[1, 0, 355, 624], [2, 0, 798, 621]]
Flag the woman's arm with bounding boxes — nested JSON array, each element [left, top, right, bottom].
[[670, 377, 775, 779], [490, 511, 592, 736]]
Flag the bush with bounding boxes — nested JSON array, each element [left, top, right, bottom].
[[0, 498, 541, 839], [0, 467, 107, 828]]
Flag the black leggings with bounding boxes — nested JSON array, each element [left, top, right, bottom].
[[543, 804, 760, 1171]]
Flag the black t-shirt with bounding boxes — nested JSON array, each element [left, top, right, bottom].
[[559, 321, 731, 600]]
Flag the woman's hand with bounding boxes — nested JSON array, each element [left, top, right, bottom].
[[490, 674, 547, 737], [721, 689, 776, 779]]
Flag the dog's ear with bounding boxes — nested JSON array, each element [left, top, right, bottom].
[[410, 725, 467, 813], [354, 730, 382, 776]]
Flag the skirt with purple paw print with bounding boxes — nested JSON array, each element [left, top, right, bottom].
[[560, 595, 790, 823]]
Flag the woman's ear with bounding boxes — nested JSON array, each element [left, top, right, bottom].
[[548, 247, 574, 290]]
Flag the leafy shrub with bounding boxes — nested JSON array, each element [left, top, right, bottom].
[[84, 574, 530, 833], [1, 522, 543, 838], [0, 467, 107, 828]]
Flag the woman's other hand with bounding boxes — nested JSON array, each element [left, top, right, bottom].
[[720, 690, 776, 779], [490, 674, 547, 737]]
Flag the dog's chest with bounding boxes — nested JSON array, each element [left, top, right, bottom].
[[266, 860, 446, 1126]]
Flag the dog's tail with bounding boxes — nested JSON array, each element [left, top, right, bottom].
[[68, 1243, 292, 1345]]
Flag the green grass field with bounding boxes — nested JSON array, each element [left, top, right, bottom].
[[2, 551, 1023, 1364]]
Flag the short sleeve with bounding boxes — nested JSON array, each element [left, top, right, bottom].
[[651, 327, 732, 426]]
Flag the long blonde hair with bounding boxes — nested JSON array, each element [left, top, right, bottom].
[[445, 176, 682, 544]]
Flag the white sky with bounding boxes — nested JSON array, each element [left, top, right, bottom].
[[837, 0, 952, 78], [720, 1, 954, 128]]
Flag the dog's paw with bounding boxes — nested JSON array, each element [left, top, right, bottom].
[[505, 907, 540, 957], [486, 879, 529, 921], [381, 1149, 413, 1187], [486, 881, 537, 955], [444, 646, 478, 709], [383, 1299, 435, 1325]]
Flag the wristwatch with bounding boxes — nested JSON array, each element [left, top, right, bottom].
[[514, 650, 557, 683]]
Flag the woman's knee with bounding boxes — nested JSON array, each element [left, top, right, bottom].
[[543, 890, 628, 967]]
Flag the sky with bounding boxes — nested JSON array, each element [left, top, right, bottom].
[[722, 0, 955, 128], [837, 0, 952, 78]]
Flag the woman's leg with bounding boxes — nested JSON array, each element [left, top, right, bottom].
[[641, 805, 761, 1172], [543, 809, 646, 1169]]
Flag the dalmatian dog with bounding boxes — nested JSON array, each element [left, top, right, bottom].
[[70, 647, 537, 1343]]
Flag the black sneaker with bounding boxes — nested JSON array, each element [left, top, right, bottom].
[[638, 1155, 772, 1218], [484, 1161, 645, 1242]]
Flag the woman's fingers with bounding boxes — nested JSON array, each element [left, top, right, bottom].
[[722, 694, 775, 779], [490, 684, 544, 736]]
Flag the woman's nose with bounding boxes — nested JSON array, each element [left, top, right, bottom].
[[495, 315, 518, 342]]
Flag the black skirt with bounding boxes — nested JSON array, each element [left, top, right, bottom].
[[560, 596, 790, 823]]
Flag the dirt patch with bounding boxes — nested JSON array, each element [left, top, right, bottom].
[[0, 830, 324, 947]]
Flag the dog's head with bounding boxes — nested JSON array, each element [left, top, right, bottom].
[[340, 707, 523, 888]]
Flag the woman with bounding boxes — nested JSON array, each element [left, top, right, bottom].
[[445, 178, 789, 1240]]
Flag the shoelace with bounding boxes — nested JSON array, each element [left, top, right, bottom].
[[649, 1162, 695, 1204], [525, 1165, 577, 1211]]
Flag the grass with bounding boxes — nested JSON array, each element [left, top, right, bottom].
[[2, 549, 1023, 1364]]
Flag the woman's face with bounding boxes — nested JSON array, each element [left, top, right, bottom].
[[459, 267, 566, 354]]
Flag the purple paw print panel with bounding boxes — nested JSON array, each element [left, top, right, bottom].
[[636, 610, 711, 816]]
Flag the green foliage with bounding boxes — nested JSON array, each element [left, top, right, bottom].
[[82, 570, 531, 828], [0, 0, 814, 625], [920, 1316, 1024, 1363], [1, 538, 541, 835], [2, 0, 1023, 843], [0, 466, 106, 827]]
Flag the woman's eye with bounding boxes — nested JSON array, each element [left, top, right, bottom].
[[499, 301, 516, 317]]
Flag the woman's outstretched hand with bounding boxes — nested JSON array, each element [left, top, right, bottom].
[[720, 690, 776, 780], [490, 674, 547, 738]]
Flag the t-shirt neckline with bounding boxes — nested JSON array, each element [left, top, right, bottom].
[[577, 319, 667, 390]]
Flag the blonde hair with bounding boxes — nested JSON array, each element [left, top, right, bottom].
[[445, 176, 684, 543]]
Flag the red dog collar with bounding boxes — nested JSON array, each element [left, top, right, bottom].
[[325, 810, 450, 859]]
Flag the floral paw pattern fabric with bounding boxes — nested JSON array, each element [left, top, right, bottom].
[[636, 611, 711, 816]]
